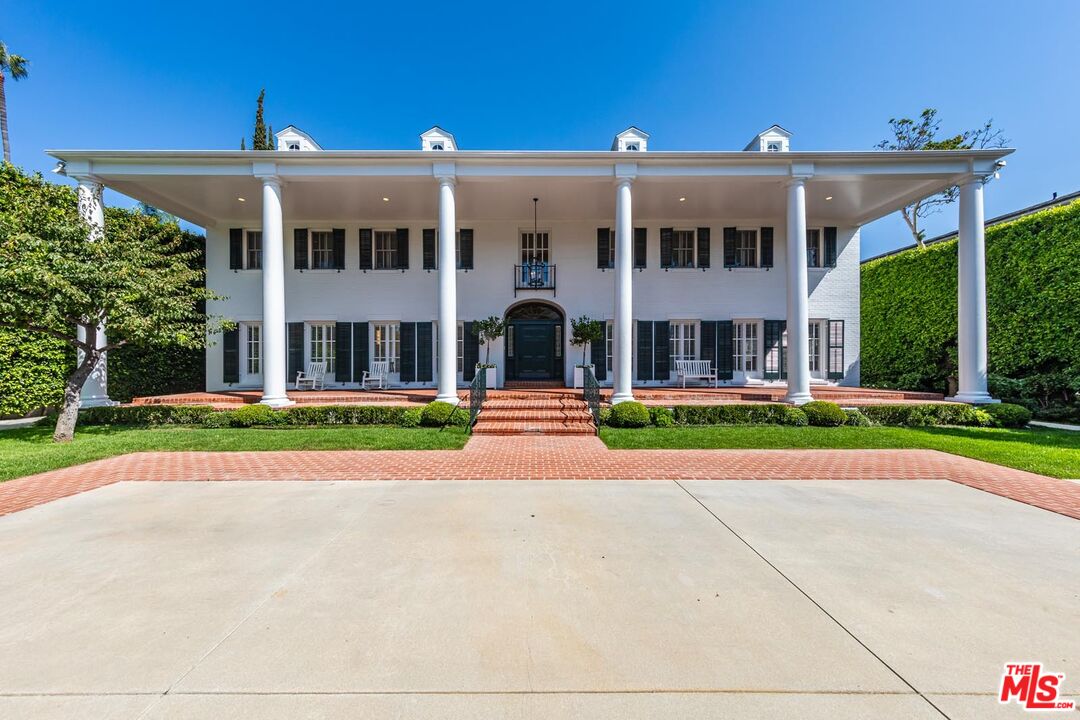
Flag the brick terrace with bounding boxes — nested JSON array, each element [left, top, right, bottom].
[[2, 436, 1077, 521]]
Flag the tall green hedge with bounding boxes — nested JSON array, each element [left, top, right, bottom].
[[862, 200, 1080, 418], [0, 165, 207, 417]]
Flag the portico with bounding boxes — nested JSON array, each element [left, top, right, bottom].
[[49, 127, 1011, 408]]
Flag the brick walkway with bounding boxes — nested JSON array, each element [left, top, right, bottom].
[[2, 436, 1078, 520]]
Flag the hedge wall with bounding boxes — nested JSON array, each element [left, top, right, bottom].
[[862, 200, 1080, 419], [0, 166, 206, 417]]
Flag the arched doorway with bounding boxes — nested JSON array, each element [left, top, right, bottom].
[[504, 301, 565, 381]]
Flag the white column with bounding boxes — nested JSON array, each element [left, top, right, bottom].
[[611, 177, 635, 404], [784, 177, 812, 405], [949, 179, 997, 404], [435, 175, 459, 402], [259, 176, 293, 407], [75, 178, 116, 408]]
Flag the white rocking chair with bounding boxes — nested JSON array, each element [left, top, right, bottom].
[[295, 361, 327, 390], [362, 361, 390, 390]]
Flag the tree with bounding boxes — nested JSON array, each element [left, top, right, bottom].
[[877, 108, 1007, 247], [137, 201, 180, 225], [0, 42, 29, 163], [471, 316, 506, 366], [0, 165, 222, 441], [268, 124, 275, 150], [570, 315, 603, 365], [240, 137, 246, 151], [251, 89, 270, 150]]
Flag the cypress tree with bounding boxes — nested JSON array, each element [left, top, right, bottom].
[[252, 89, 268, 150], [240, 137, 246, 151], [267, 124, 274, 150]]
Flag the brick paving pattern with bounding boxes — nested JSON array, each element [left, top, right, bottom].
[[2, 436, 1077, 520]]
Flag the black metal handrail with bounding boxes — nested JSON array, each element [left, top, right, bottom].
[[513, 262, 556, 296], [582, 366, 601, 434], [467, 367, 487, 432]]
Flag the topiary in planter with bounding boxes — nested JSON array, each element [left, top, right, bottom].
[[608, 401, 650, 428], [800, 400, 847, 427], [982, 402, 1032, 428]]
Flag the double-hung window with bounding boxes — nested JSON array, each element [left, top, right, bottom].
[[672, 230, 695, 268], [374, 230, 398, 270], [308, 322, 336, 373], [435, 230, 465, 270], [244, 323, 261, 375], [521, 231, 549, 264], [669, 321, 696, 364], [806, 228, 822, 268], [733, 322, 758, 372], [735, 229, 758, 268], [808, 322, 822, 373], [605, 320, 614, 375], [373, 322, 400, 372], [310, 231, 334, 270], [245, 231, 262, 269]]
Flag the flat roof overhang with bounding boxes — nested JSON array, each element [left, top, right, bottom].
[[46, 149, 1013, 229]]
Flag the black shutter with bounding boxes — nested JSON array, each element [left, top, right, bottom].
[[332, 228, 345, 269], [287, 322, 304, 380], [723, 227, 737, 267], [422, 228, 437, 270], [293, 228, 308, 270], [395, 228, 409, 269], [696, 227, 711, 269], [591, 329, 607, 381], [653, 321, 670, 380], [353, 322, 369, 379], [636, 320, 653, 381], [824, 226, 838, 267], [399, 322, 416, 382], [222, 327, 239, 383], [459, 229, 474, 269], [764, 320, 784, 381], [828, 319, 845, 380], [416, 322, 433, 382], [335, 322, 352, 382], [716, 321, 733, 380], [229, 228, 243, 270], [659, 228, 673, 269], [597, 227, 611, 269], [462, 321, 479, 381], [761, 227, 774, 268], [633, 227, 647, 268], [700, 321, 717, 368], [359, 228, 373, 269]]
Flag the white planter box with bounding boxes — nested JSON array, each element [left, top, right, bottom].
[[573, 365, 595, 389], [478, 366, 497, 390]]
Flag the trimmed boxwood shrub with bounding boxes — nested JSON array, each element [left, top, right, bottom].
[[800, 401, 847, 427], [283, 404, 408, 426], [608, 401, 650, 428], [400, 406, 423, 428], [982, 402, 1032, 428], [859, 403, 989, 427], [649, 406, 675, 427], [844, 408, 872, 427], [76, 403, 430, 428], [226, 403, 286, 427], [78, 404, 215, 426], [598, 407, 612, 425], [420, 401, 469, 427], [673, 404, 807, 426]]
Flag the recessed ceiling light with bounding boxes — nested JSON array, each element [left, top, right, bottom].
[[237, 197, 246, 202], [679, 197, 686, 202], [382, 197, 390, 202], [825, 196, 833, 201]]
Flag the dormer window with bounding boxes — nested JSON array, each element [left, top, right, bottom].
[[625, 143, 640, 152], [287, 142, 301, 151], [421, 127, 457, 151], [431, 142, 444, 151], [766, 141, 782, 152]]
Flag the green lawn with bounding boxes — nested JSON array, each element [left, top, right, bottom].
[[600, 425, 1080, 479], [0, 425, 468, 482]]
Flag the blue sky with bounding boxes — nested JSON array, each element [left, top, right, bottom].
[[7, 0, 1078, 257]]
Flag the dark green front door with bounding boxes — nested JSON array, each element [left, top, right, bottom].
[[512, 321, 557, 379]]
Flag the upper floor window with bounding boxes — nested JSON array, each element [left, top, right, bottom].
[[671, 229, 695, 268], [374, 230, 399, 269], [310, 230, 334, 269], [521, 231, 550, 264], [766, 140, 782, 152], [245, 230, 262, 269], [735, 229, 758, 268], [625, 142, 640, 151], [806, 228, 822, 268], [287, 142, 301, 151], [430, 142, 444, 151]]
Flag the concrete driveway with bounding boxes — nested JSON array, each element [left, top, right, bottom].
[[0, 479, 1076, 719]]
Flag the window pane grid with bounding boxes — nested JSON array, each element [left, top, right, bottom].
[[246, 324, 261, 375], [736, 230, 757, 268], [373, 322, 400, 372], [520, 232, 549, 264], [808, 323, 821, 373], [669, 322, 696, 364], [672, 230, 694, 268], [734, 322, 757, 372], [375, 231, 397, 269], [806, 229, 821, 268], [311, 231, 333, 270], [246, 231, 262, 269], [309, 323, 336, 373], [605, 321, 613, 374]]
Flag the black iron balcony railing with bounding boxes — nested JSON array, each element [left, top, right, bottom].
[[513, 262, 556, 296]]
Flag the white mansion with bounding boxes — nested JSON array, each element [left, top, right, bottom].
[[50, 125, 1011, 407]]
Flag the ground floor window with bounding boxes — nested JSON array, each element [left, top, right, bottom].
[[373, 322, 400, 372], [309, 322, 336, 373], [669, 321, 696, 364], [809, 322, 822, 373], [734, 321, 758, 372], [435, 322, 465, 374], [244, 322, 261, 375], [606, 320, 614, 375]]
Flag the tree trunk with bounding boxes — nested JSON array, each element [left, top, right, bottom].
[[0, 72, 10, 163], [53, 356, 97, 443]]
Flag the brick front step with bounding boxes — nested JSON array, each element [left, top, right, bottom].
[[473, 395, 597, 435], [480, 409, 595, 423], [472, 421, 595, 435]]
